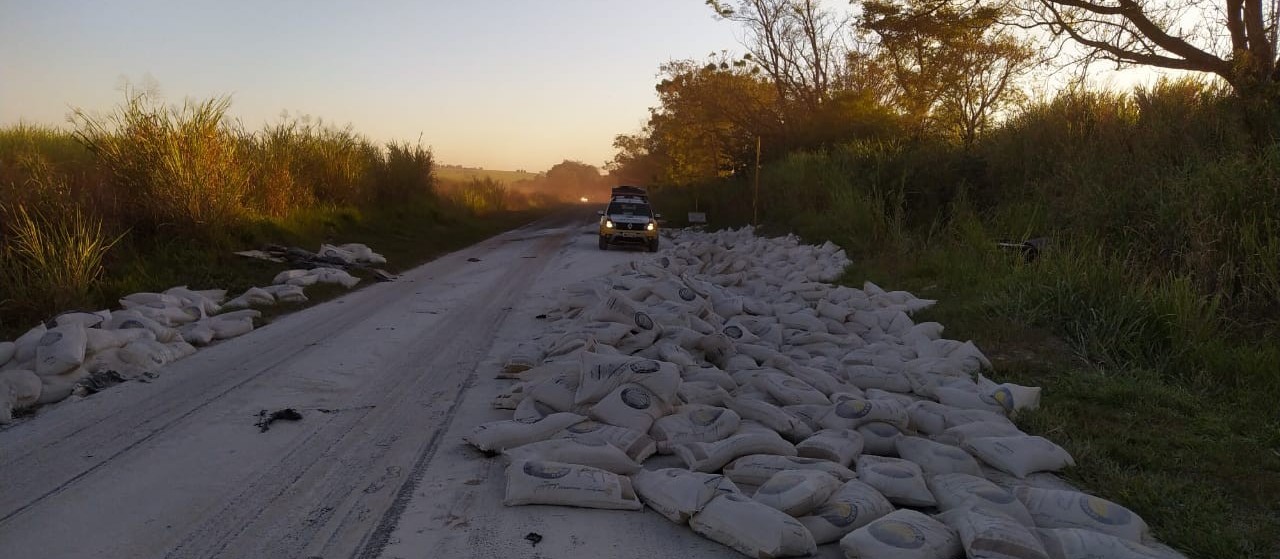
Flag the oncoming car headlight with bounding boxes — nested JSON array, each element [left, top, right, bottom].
[[646, 222, 655, 231], [605, 220, 614, 228]]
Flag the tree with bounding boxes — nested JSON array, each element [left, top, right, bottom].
[[1026, 0, 1280, 97], [706, 0, 851, 111], [859, 0, 1035, 144], [612, 57, 780, 186]]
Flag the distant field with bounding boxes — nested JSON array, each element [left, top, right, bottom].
[[435, 166, 539, 184]]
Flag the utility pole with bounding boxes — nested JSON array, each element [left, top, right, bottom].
[[753, 136, 761, 227]]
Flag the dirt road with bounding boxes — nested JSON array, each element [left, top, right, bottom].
[[0, 211, 746, 559]]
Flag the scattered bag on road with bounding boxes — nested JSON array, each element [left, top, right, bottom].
[[839, 509, 962, 559], [690, 493, 817, 559], [797, 479, 895, 544], [503, 459, 641, 510], [632, 468, 740, 524]]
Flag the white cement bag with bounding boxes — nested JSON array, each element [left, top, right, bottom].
[[178, 322, 216, 346], [503, 459, 641, 510], [524, 372, 581, 412], [839, 509, 962, 559], [588, 382, 668, 433], [85, 327, 154, 354], [795, 428, 863, 466], [1035, 528, 1183, 559], [37, 366, 87, 404], [755, 373, 830, 405], [980, 381, 1042, 414], [932, 421, 1024, 447], [1014, 487, 1149, 541], [0, 369, 42, 423], [681, 366, 737, 391], [782, 404, 830, 432], [936, 386, 1009, 414], [210, 316, 254, 340], [53, 311, 107, 329], [856, 455, 936, 507], [896, 436, 983, 476], [104, 311, 181, 342], [690, 493, 817, 559], [674, 423, 798, 473], [502, 438, 640, 474], [0, 341, 15, 368], [937, 504, 1049, 559], [13, 324, 47, 363], [727, 396, 814, 441], [309, 267, 360, 288], [35, 324, 88, 377], [650, 405, 741, 453], [927, 473, 1035, 527], [723, 454, 857, 485], [464, 412, 586, 453], [263, 283, 307, 304], [752, 469, 842, 516], [678, 381, 731, 406], [223, 286, 275, 309], [965, 436, 1075, 478], [798, 479, 894, 544], [632, 468, 740, 524], [908, 400, 954, 436], [576, 352, 680, 405], [945, 408, 1016, 429], [858, 421, 903, 456], [820, 398, 909, 430], [501, 343, 545, 374], [553, 420, 657, 462], [845, 365, 913, 393]]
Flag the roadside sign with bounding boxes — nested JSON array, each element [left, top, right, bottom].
[[688, 212, 707, 224]]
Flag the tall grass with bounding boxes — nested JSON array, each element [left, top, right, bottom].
[[1, 203, 120, 316], [0, 91, 450, 330]]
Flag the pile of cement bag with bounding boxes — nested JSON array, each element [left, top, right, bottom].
[[466, 227, 1185, 559], [1, 244, 374, 423]]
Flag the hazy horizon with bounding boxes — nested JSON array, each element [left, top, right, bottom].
[[1, 1, 1175, 173], [0, 1, 746, 172]]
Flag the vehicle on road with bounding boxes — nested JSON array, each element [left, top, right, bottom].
[[598, 186, 660, 252]]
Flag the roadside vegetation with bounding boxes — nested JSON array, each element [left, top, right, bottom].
[[614, 1, 1280, 557], [0, 90, 547, 339]]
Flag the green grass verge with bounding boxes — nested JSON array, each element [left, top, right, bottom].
[[845, 247, 1280, 559]]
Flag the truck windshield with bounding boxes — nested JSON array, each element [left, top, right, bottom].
[[607, 202, 650, 216]]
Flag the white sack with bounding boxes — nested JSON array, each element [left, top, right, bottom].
[[1035, 528, 1184, 559], [937, 504, 1050, 559], [1015, 487, 1149, 542], [503, 459, 642, 510], [723, 454, 857, 485], [927, 473, 1035, 527], [649, 405, 741, 453], [798, 479, 895, 544], [674, 423, 797, 473], [795, 428, 863, 466], [35, 323, 88, 377], [896, 436, 984, 476], [752, 469, 842, 516], [553, 420, 657, 462], [856, 455, 936, 507], [463, 412, 585, 453], [690, 493, 817, 559], [502, 438, 640, 475], [965, 436, 1075, 478], [839, 509, 962, 559], [632, 468, 740, 524]]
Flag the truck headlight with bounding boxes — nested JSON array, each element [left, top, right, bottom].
[[605, 220, 614, 228], [646, 222, 655, 231]]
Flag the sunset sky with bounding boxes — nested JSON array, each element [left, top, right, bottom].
[[0, 0, 1167, 172]]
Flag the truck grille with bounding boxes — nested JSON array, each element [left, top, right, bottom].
[[618, 222, 645, 231]]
